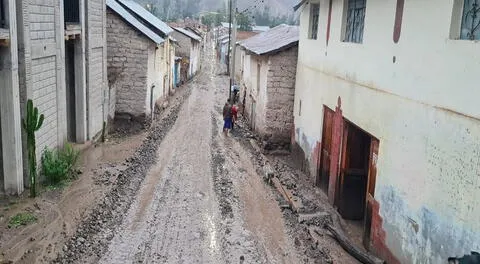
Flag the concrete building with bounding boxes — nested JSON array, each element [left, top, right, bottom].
[[171, 27, 202, 78], [234, 31, 259, 80], [106, 0, 174, 122], [1, 0, 109, 194], [0, 0, 24, 194], [238, 24, 299, 144], [292, 0, 480, 263]]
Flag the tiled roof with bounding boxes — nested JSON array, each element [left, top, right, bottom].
[[239, 24, 299, 55], [117, 0, 173, 35], [106, 0, 164, 44]]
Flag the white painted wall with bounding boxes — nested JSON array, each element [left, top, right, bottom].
[[294, 0, 480, 263]]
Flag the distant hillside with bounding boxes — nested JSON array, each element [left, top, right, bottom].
[[134, 0, 298, 24]]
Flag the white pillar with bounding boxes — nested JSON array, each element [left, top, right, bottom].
[[1, 0, 24, 194]]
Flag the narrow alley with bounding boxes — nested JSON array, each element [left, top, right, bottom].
[[47, 43, 318, 264], [96, 45, 298, 263]]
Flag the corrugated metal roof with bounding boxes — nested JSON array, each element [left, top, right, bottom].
[[117, 0, 173, 35], [106, 0, 164, 44], [239, 24, 299, 55], [174, 27, 202, 42]]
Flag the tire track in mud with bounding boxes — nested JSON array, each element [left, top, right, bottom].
[[53, 89, 191, 264]]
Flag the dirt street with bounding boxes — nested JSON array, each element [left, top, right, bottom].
[[0, 43, 359, 264], [93, 47, 300, 263]]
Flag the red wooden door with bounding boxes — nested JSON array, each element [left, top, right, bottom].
[[317, 107, 334, 191], [364, 138, 379, 248]]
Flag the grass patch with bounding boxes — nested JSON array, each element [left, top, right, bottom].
[[42, 142, 80, 186], [8, 212, 37, 228]]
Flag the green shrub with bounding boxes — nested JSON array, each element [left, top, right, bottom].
[[41, 143, 80, 185], [59, 142, 80, 173], [8, 212, 37, 228]]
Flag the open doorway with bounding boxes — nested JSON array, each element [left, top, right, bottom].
[[317, 106, 334, 192], [65, 40, 77, 142], [336, 119, 379, 247]]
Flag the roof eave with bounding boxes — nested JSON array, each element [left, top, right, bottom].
[[293, 0, 307, 11], [242, 41, 299, 56]]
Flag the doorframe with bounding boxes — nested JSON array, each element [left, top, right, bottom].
[[336, 117, 379, 247], [317, 106, 334, 191]]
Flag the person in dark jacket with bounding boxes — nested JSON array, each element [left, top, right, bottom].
[[223, 100, 232, 135]]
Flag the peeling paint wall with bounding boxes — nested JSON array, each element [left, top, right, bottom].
[[294, 0, 480, 262]]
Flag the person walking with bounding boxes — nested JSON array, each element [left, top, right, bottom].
[[223, 99, 233, 135], [231, 104, 238, 130]]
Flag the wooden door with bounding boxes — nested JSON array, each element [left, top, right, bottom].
[[338, 122, 371, 220], [317, 107, 334, 191], [337, 122, 349, 209], [363, 138, 379, 248]]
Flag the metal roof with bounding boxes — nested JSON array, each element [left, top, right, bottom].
[[174, 27, 202, 42], [218, 35, 229, 41], [252, 26, 270, 32], [239, 24, 299, 55], [106, 0, 164, 44], [293, 0, 307, 11], [117, 0, 173, 36]]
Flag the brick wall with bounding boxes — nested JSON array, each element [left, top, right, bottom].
[[29, 3, 55, 42], [17, 0, 64, 164], [171, 31, 191, 58], [87, 0, 107, 138], [107, 9, 150, 118], [32, 55, 58, 161], [264, 46, 298, 143]]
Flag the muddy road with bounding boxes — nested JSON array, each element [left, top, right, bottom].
[[51, 45, 300, 264]]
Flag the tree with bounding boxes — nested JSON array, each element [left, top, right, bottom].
[[236, 12, 252, 31]]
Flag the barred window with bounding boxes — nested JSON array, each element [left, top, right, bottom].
[[344, 0, 367, 43], [309, 4, 320, 40], [460, 0, 480, 40]]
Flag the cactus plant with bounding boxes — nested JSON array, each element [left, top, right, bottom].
[[22, 99, 44, 197]]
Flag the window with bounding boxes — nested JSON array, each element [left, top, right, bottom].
[[460, 0, 480, 40], [309, 3, 320, 39], [64, 0, 80, 23], [343, 0, 367, 43], [0, 0, 6, 28]]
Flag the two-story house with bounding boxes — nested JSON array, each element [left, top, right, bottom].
[[292, 1, 480, 263], [0, 0, 109, 195]]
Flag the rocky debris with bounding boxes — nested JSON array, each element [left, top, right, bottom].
[[53, 88, 191, 264], [210, 114, 234, 220], [109, 115, 146, 138], [298, 212, 331, 226]]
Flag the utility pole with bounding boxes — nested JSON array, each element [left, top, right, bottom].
[[229, 0, 237, 101], [226, 0, 232, 75]]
